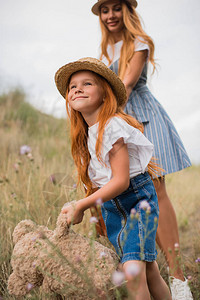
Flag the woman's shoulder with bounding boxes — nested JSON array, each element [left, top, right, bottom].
[[134, 36, 149, 52]]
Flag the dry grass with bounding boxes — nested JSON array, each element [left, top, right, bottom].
[[0, 89, 199, 299]]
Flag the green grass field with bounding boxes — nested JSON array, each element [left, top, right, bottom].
[[0, 89, 199, 299]]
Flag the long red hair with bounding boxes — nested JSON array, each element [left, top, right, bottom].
[[66, 72, 160, 195], [99, 1, 156, 79]]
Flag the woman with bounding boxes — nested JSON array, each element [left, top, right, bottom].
[[91, 1, 192, 299]]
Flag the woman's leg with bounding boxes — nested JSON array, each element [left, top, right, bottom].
[[146, 261, 172, 300], [123, 260, 151, 300], [153, 177, 184, 280]]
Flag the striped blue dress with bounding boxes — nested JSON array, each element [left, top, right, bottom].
[[110, 60, 191, 175]]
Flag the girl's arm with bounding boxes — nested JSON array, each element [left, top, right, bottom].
[[123, 50, 148, 105], [62, 138, 130, 225]]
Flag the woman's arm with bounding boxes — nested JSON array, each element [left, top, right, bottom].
[[62, 138, 130, 225], [123, 50, 148, 105]]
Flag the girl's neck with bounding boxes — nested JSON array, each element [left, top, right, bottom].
[[82, 111, 99, 128]]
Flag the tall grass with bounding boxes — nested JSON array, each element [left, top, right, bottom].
[[0, 89, 199, 299]]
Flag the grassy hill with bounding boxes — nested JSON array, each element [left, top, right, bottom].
[[0, 89, 199, 299]]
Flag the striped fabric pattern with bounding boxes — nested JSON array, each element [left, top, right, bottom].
[[110, 60, 191, 175]]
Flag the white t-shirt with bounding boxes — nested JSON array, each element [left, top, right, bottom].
[[101, 37, 149, 66], [88, 116, 153, 188]]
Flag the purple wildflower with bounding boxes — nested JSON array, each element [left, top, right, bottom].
[[112, 271, 125, 286], [90, 216, 98, 223], [130, 208, 136, 215], [139, 200, 151, 212], [20, 145, 31, 155], [50, 174, 56, 185], [13, 163, 19, 172], [96, 198, 103, 206], [26, 283, 34, 291], [100, 251, 107, 258], [195, 257, 200, 263]]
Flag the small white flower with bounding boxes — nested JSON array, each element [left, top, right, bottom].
[[126, 262, 141, 277], [174, 243, 179, 249], [130, 208, 136, 215], [31, 237, 37, 242], [27, 153, 34, 161], [20, 145, 31, 155], [139, 200, 151, 212], [96, 198, 103, 206], [90, 216, 98, 223], [100, 251, 107, 258], [112, 271, 125, 286], [13, 163, 19, 172], [26, 283, 34, 291]]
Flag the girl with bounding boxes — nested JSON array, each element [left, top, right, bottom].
[[91, 1, 193, 298], [55, 57, 171, 299]]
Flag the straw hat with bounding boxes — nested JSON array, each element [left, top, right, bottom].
[[91, 0, 138, 16], [55, 57, 127, 107]]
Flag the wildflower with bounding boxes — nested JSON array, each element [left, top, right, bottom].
[[195, 257, 200, 263], [13, 163, 19, 173], [2, 176, 9, 183], [96, 198, 102, 206], [26, 283, 34, 291], [126, 262, 141, 277], [32, 262, 36, 268], [174, 243, 179, 249], [27, 153, 34, 161], [20, 145, 31, 155], [75, 256, 82, 263], [154, 216, 158, 224], [112, 270, 125, 286], [139, 200, 151, 212], [100, 251, 107, 258], [90, 216, 98, 223], [121, 219, 125, 226], [187, 275, 192, 281], [73, 183, 77, 189], [88, 230, 93, 237], [131, 208, 136, 215], [50, 174, 56, 185], [11, 192, 17, 199]]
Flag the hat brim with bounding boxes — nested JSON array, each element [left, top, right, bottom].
[[91, 0, 138, 16], [55, 59, 127, 107]]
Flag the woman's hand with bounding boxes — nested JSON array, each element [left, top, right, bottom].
[[61, 201, 84, 225]]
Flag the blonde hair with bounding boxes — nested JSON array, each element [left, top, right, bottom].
[[66, 71, 161, 196], [99, 1, 155, 79]]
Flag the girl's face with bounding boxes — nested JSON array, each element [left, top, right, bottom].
[[68, 71, 104, 122], [100, 0, 124, 35]]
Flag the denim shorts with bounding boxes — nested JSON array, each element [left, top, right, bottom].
[[101, 172, 159, 264]]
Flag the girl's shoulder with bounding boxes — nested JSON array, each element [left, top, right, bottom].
[[105, 116, 139, 138], [105, 116, 128, 130]]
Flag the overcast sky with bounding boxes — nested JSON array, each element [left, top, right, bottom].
[[0, 0, 200, 163]]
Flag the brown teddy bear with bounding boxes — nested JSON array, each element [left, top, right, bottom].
[[7, 213, 119, 299]]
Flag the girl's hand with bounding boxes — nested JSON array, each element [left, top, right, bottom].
[[61, 201, 84, 225]]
